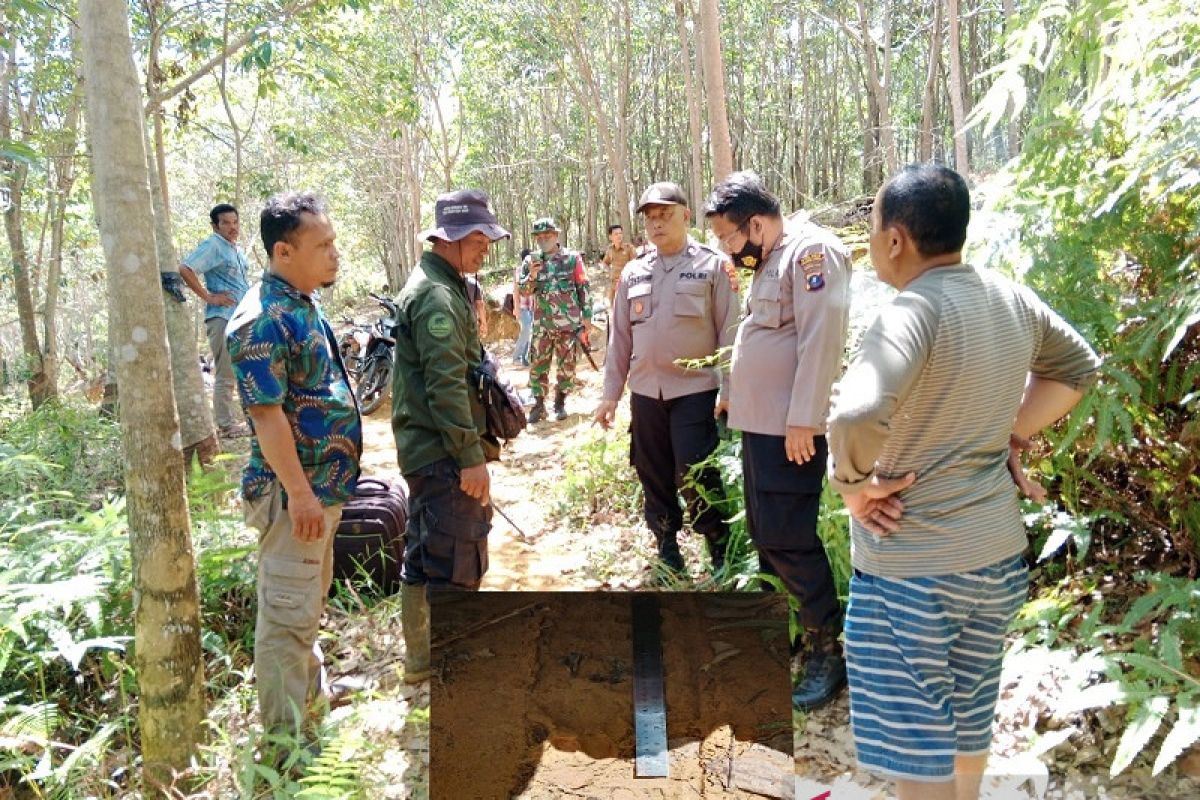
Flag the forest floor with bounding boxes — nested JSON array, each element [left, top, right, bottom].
[[207, 282, 1200, 799]]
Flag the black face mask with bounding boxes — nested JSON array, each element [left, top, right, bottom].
[[732, 237, 763, 270]]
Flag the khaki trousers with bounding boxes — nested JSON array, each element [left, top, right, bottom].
[[245, 482, 343, 735], [205, 315, 239, 429]]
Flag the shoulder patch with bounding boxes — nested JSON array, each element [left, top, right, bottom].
[[427, 311, 453, 339], [797, 249, 826, 292], [720, 259, 739, 292]]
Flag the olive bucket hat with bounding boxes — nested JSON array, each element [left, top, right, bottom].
[[419, 189, 511, 242]]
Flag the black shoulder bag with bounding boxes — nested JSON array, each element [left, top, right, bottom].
[[472, 348, 526, 442]]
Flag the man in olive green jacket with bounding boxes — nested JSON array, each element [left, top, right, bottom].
[[391, 189, 510, 682]]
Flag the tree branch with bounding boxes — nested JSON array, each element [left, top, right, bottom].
[[143, 0, 322, 115]]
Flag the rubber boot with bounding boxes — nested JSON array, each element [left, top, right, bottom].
[[792, 627, 846, 712], [401, 583, 431, 684], [553, 390, 568, 421], [652, 530, 686, 580], [705, 530, 729, 574], [528, 398, 546, 424]]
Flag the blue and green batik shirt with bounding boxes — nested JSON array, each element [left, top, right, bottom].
[[227, 272, 362, 505], [182, 232, 251, 322]]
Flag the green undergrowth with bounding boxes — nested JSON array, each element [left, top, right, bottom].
[[550, 417, 851, 645], [0, 398, 396, 798]]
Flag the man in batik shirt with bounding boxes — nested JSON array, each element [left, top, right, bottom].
[[228, 191, 362, 743]]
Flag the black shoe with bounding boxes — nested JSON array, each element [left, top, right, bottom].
[[553, 391, 567, 421], [660, 551, 685, 573], [792, 650, 847, 712], [528, 399, 546, 423]]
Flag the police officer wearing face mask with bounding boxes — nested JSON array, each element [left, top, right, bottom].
[[595, 182, 740, 579], [704, 171, 852, 712]]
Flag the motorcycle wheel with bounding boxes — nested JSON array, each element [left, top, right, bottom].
[[357, 355, 392, 415], [338, 333, 363, 381]]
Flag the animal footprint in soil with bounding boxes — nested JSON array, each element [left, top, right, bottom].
[[561, 651, 584, 676], [587, 656, 627, 685]]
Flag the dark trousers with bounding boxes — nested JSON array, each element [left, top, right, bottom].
[[630, 389, 730, 561], [401, 458, 492, 590], [741, 431, 842, 632]]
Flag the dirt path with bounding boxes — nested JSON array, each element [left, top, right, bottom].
[[357, 328, 645, 593]]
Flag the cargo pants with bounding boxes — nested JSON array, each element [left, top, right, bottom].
[[245, 480, 344, 735], [401, 458, 492, 590], [205, 315, 240, 430], [529, 327, 578, 399]]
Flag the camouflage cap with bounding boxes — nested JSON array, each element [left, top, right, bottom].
[[531, 217, 559, 234]]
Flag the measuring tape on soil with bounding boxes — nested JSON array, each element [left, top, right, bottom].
[[631, 593, 668, 778]]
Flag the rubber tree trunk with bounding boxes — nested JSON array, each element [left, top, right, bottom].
[[698, 0, 734, 181], [0, 37, 53, 408], [147, 145, 218, 464], [919, 0, 944, 162], [947, 0, 971, 175], [676, 0, 705, 209], [77, 0, 206, 787], [1002, 0, 1021, 158]]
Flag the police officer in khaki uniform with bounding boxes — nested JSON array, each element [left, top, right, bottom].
[[704, 171, 852, 711], [595, 182, 739, 577]]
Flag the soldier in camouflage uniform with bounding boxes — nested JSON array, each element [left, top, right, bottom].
[[517, 217, 593, 422]]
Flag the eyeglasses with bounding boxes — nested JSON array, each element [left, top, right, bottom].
[[715, 221, 750, 253]]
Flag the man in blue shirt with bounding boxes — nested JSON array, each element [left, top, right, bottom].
[[181, 203, 252, 439]]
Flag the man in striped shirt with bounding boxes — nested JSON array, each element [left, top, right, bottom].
[[827, 164, 1100, 800]]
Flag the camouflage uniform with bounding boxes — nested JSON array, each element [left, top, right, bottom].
[[517, 248, 592, 400]]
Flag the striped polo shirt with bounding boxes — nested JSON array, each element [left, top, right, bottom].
[[827, 264, 1100, 577]]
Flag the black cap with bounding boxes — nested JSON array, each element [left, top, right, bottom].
[[636, 182, 689, 213], [420, 189, 511, 242]]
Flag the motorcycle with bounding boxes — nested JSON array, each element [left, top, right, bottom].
[[349, 292, 398, 415], [337, 319, 373, 382]]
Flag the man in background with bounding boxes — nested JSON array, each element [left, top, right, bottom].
[[518, 217, 592, 422], [601, 223, 637, 307], [181, 202, 252, 440], [512, 247, 534, 366]]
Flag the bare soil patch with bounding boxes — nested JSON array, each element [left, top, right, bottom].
[[429, 592, 792, 799]]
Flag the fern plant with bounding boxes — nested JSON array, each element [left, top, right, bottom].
[[972, 0, 1200, 553], [296, 729, 370, 799], [1058, 574, 1200, 776], [967, 0, 1200, 779]]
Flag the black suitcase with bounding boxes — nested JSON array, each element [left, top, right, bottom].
[[330, 476, 408, 596]]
